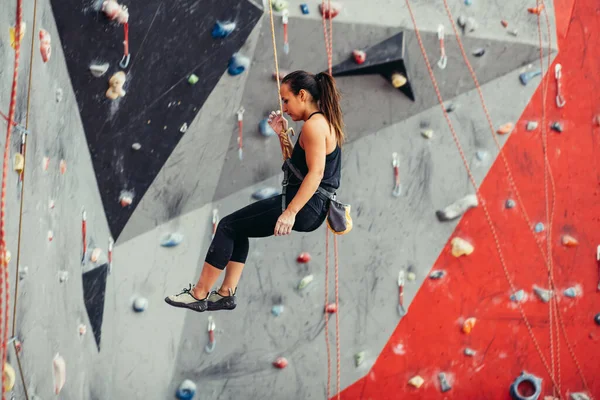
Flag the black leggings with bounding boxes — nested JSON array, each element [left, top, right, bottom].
[[205, 186, 328, 270]]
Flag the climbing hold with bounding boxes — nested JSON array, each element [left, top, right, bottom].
[[595, 313, 600, 326], [391, 72, 407, 88], [436, 194, 478, 222], [2, 250, 10, 264], [451, 237, 474, 257], [429, 270, 445, 279], [561, 234, 578, 247], [319, 1, 341, 19], [78, 324, 87, 336], [533, 286, 553, 303], [211, 21, 236, 39], [352, 50, 366, 65], [271, 304, 284, 316], [119, 190, 134, 207], [445, 103, 457, 113], [180, 123, 188, 133], [106, 71, 126, 100], [528, 4, 544, 14], [464, 348, 476, 356], [354, 351, 365, 367], [508, 29, 519, 36], [13, 153, 24, 172], [534, 222, 544, 232], [462, 317, 476, 334], [48, 230, 54, 242], [476, 150, 488, 161], [131, 142, 141, 150], [465, 17, 478, 33], [472, 48, 485, 57], [90, 63, 109, 77], [252, 187, 280, 200], [59, 159, 67, 174], [438, 372, 452, 392], [161, 232, 184, 247], [464, 0, 472, 5], [506, 199, 516, 209], [519, 69, 542, 86], [227, 53, 250, 76], [421, 129, 433, 139], [501, 20, 509, 28], [133, 297, 148, 312], [325, 303, 337, 313], [9, 22, 26, 49], [407, 265, 416, 281], [497, 122, 514, 135], [300, 3, 309, 14], [272, 0, 288, 11], [90, 248, 102, 263], [188, 74, 199, 85], [176, 379, 197, 400], [594, 115, 600, 126], [510, 289, 525, 302], [297, 252, 311, 263], [571, 393, 591, 400], [56, 88, 63, 103], [550, 121, 563, 133], [58, 270, 68, 283], [53, 353, 66, 394], [563, 287, 579, 298], [102, 0, 129, 23], [526, 121, 538, 131], [39, 29, 51, 63], [3, 363, 15, 392], [457, 16, 467, 29], [259, 118, 276, 137], [273, 357, 288, 369], [408, 375, 424, 388], [19, 266, 28, 280], [510, 371, 542, 400], [298, 274, 313, 290]]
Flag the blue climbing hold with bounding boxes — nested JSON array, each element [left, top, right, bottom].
[[252, 187, 280, 200], [475, 150, 488, 162], [228, 53, 250, 76], [300, 3, 309, 14], [259, 118, 277, 137], [211, 21, 236, 39], [519, 69, 542, 86], [534, 222, 544, 233], [464, 0, 472, 5], [176, 379, 197, 400], [271, 304, 284, 316], [160, 232, 184, 247]]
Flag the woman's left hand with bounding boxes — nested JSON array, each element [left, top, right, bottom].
[[275, 209, 296, 236]]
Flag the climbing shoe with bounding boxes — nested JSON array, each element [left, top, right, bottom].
[[164, 284, 209, 312], [207, 287, 237, 311]]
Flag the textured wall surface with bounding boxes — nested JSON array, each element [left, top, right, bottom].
[[2, 0, 596, 399]]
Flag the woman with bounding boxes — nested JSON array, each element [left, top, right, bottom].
[[165, 70, 344, 312]]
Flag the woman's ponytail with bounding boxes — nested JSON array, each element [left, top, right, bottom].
[[315, 72, 345, 147]]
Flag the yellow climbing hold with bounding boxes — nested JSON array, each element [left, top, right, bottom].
[[408, 375, 424, 388], [13, 153, 24, 172], [391, 72, 407, 88], [9, 22, 26, 49], [3, 362, 15, 392], [451, 237, 474, 257]]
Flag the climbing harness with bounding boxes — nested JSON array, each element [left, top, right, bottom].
[[404, 0, 590, 395], [554, 64, 565, 108]]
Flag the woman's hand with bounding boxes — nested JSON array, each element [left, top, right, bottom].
[[268, 110, 288, 136], [275, 209, 296, 236]]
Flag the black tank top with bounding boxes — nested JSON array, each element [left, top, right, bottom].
[[289, 111, 342, 191]]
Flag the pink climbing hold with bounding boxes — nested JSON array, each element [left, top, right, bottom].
[[297, 252, 311, 263], [39, 29, 51, 63], [352, 50, 366, 64], [318, 1, 341, 19], [273, 357, 288, 369]]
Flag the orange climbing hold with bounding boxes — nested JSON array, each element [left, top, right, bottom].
[[561, 234, 579, 247], [462, 317, 476, 334], [39, 29, 51, 63], [527, 4, 544, 14], [497, 122, 514, 135]]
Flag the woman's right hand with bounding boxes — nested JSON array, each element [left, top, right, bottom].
[[268, 110, 288, 136]]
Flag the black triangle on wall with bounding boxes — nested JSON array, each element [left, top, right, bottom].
[[50, 0, 263, 240], [82, 263, 109, 351], [330, 32, 415, 101]]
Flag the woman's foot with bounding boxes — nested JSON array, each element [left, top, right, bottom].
[[164, 285, 209, 312], [207, 287, 237, 311]]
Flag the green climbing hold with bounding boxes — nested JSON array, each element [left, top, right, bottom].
[[188, 74, 199, 85], [273, 0, 288, 11], [354, 351, 365, 367]]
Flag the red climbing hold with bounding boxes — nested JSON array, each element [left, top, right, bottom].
[[352, 50, 366, 64], [297, 252, 311, 263], [325, 303, 337, 313], [273, 357, 288, 369], [318, 2, 341, 19], [501, 20, 509, 28], [39, 29, 51, 63]]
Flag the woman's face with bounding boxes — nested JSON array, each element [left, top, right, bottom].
[[280, 83, 305, 122]]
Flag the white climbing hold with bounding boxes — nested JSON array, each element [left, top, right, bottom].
[[90, 63, 109, 77], [510, 289, 525, 302], [451, 237, 474, 257], [160, 232, 184, 247], [78, 324, 87, 336], [58, 270, 69, 283], [466, 17, 478, 32], [106, 71, 126, 100], [19, 266, 28, 280], [180, 123, 188, 133], [133, 297, 148, 312], [421, 129, 433, 139], [131, 142, 141, 150], [408, 375, 425, 388], [436, 194, 478, 221], [570, 393, 591, 400], [533, 286, 553, 303], [563, 286, 580, 298], [90, 248, 102, 263], [52, 353, 66, 394], [55, 88, 63, 103], [526, 121, 538, 131], [119, 190, 134, 207], [298, 274, 313, 290], [354, 351, 365, 367], [464, 348, 476, 356]]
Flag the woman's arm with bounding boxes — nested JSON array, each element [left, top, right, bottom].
[[286, 122, 326, 214]]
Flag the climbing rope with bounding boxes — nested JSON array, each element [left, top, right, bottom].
[[402, 0, 579, 395]]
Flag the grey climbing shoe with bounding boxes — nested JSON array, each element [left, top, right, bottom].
[[207, 288, 237, 311], [164, 285, 208, 312]]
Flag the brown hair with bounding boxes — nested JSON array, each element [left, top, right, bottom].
[[282, 71, 345, 147]]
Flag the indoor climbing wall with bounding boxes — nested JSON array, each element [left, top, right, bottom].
[[0, 0, 598, 399]]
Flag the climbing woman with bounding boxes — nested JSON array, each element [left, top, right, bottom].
[[165, 70, 344, 312]]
